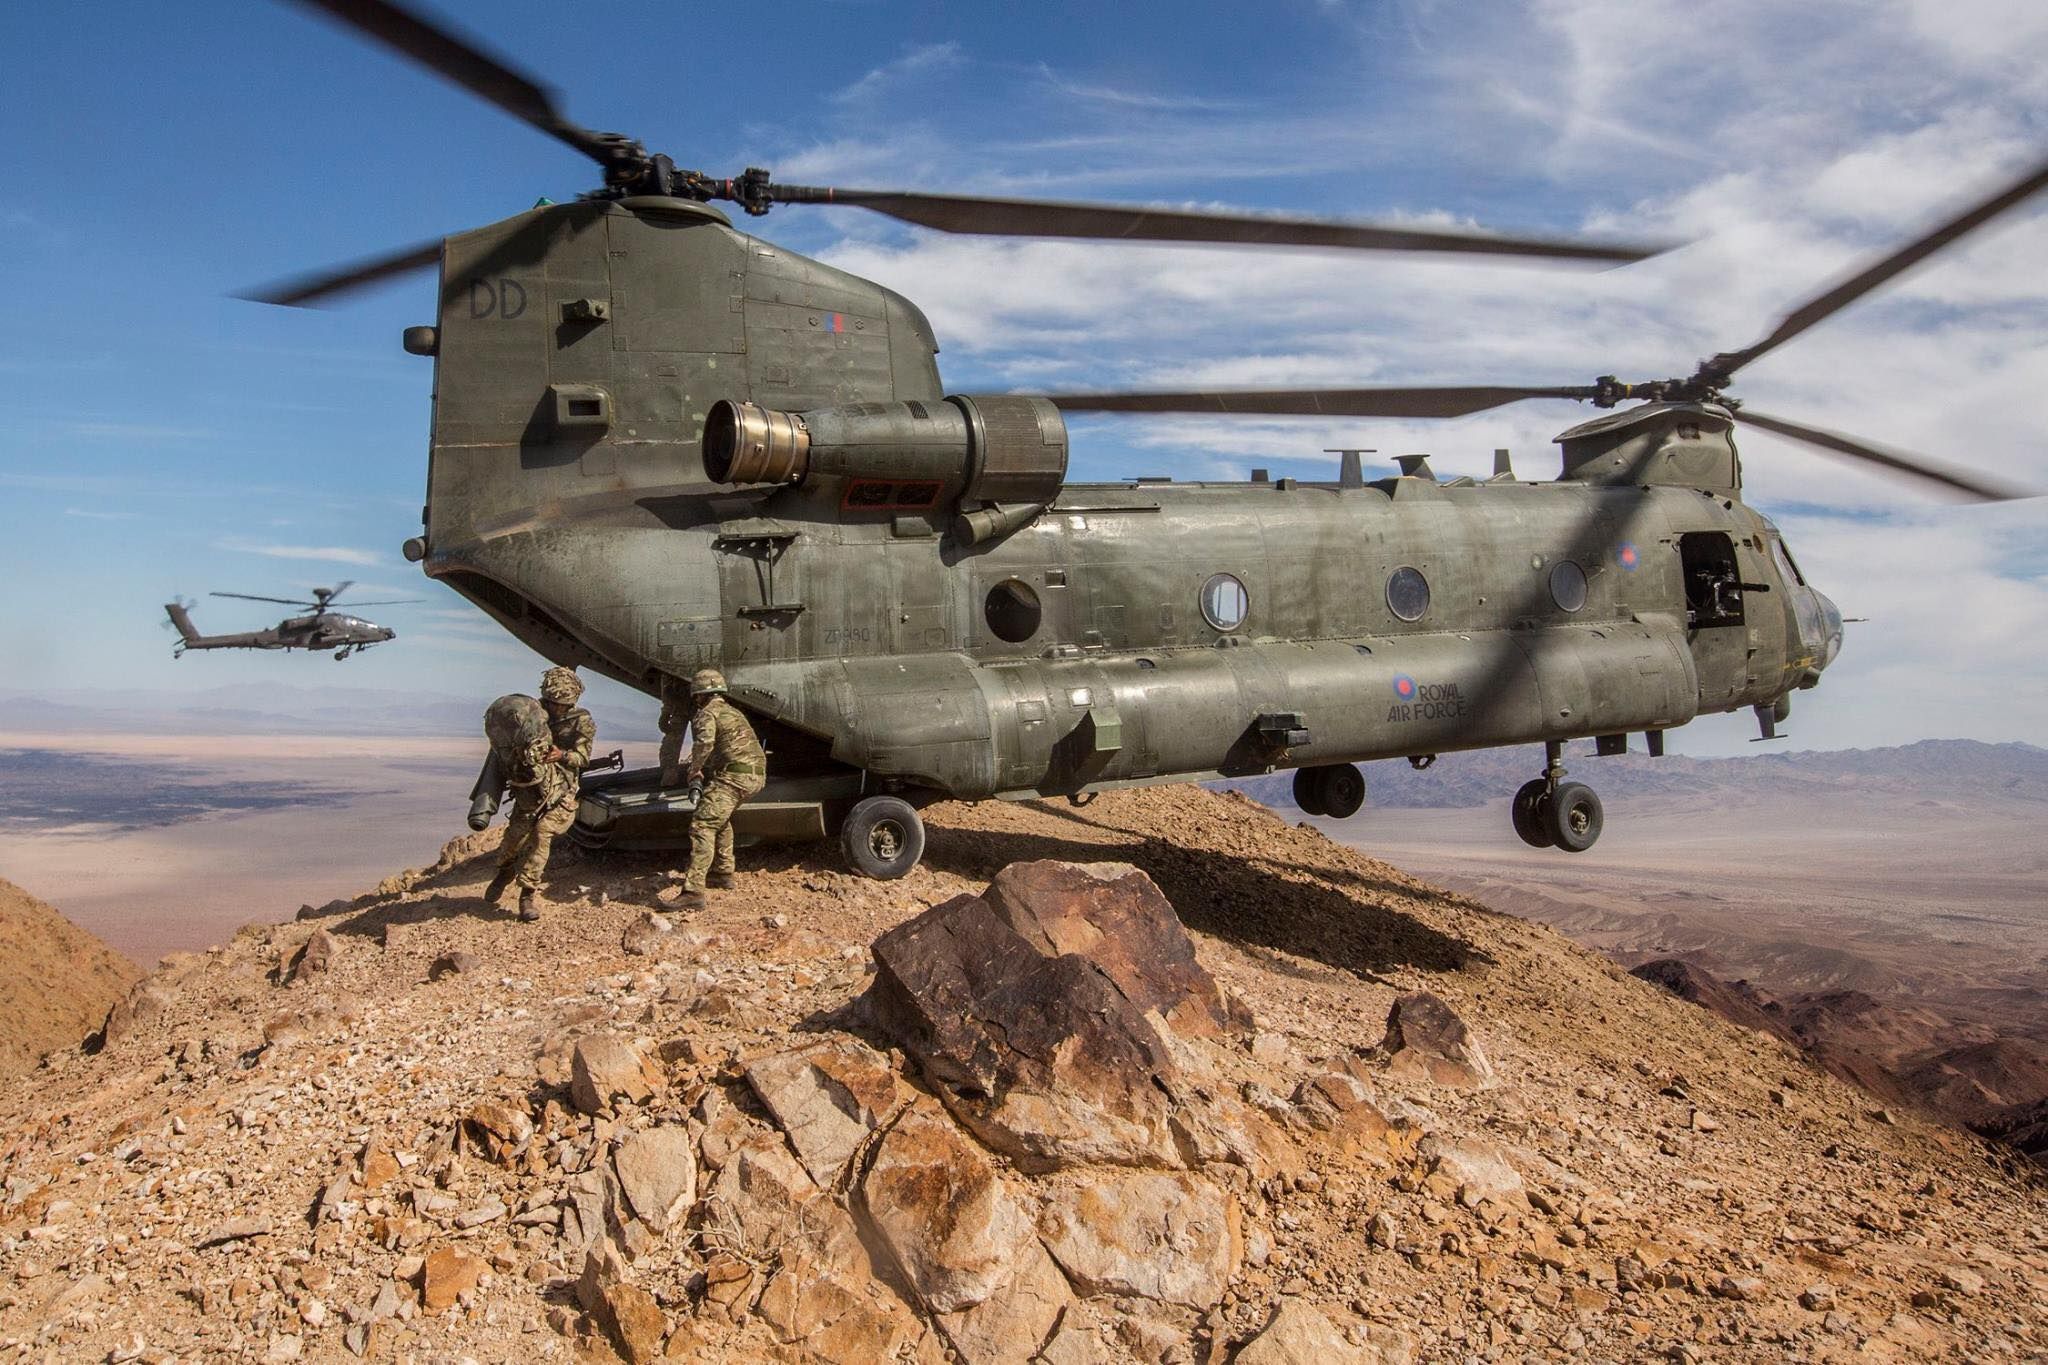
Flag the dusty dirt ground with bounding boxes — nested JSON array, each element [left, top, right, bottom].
[[1, 786, 2043, 1362]]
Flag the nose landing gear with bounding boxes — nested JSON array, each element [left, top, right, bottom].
[[1511, 741, 1603, 852]]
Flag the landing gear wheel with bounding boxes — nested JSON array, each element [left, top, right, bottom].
[[1292, 768, 1329, 817], [1511, 779, 1554, 848], [1318, 764, 1366, 819], [1544, 781, 1603, 852], [842, 795, 925, 880]]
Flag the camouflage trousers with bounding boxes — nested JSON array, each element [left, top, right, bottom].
[[683, 772, 766, 892], [498, 797, 576, 891]]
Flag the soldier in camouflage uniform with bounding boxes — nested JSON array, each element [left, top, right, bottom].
[[657, 674, 691, 789], [486, 666, 597, 921], [676, 668, 766, 911]]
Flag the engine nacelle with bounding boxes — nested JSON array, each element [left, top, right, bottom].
[[703, 394, 1068, 510]]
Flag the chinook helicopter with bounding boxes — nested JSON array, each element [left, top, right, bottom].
[[253, 0, 2039, 876], [164, 582, 416, 660]]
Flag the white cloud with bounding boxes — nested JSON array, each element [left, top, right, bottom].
[[214, 538, 387, 568]]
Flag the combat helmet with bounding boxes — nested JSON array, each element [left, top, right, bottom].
[[540, 666, 584, 705], [689, 667, 728, 697]]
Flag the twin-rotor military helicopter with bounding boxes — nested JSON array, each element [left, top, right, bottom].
[[165, 581, 415, 660], [246, 0, 2041, 875]]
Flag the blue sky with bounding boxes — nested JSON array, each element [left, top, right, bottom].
[[3, 0, 2045, 754]]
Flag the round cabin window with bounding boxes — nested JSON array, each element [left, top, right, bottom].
[[984, 579, 1042, 643], [1200, 573, 1249, 631], [1386, 566, 1430, 622], [1549, 559, 1588, 613]]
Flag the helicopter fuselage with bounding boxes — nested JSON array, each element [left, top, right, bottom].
[[409, 198, 1840, 803]]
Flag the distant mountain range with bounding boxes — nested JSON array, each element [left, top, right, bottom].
[[0, 684, 664, 743], [1224, 737, 2048, 810]]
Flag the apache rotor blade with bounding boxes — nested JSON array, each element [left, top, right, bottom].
[[1047, 385, 1596, 419], [771, 187, 1670, 263], [1734, 409, 2024, 501], [1707, 155, 2048, 379], [242, 239, 442, 308], [339, 598, 425, 607], [212, 592, 316, 606], [281, 0, 619, 165]]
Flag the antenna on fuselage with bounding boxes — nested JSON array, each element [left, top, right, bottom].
[[1324, 448, 1375, 489]]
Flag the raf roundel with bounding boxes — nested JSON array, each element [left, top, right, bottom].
[[1392, 673, 1418, 701], [1615, 542, 1641, 571]]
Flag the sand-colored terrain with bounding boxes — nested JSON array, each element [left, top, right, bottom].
[[2, 786, 2042, 1362], [0, 733, 649, 967]]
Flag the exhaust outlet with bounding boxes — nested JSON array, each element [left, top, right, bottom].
[[704, 400, 810, 484]]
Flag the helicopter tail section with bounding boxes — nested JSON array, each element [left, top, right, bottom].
[[165, 602, 203, 647]]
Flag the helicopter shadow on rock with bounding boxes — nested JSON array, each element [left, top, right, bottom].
[[917, 805, 1489, 984]]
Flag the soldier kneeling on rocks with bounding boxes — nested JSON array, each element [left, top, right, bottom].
[[485, 666, 596, 922], [676, 668, 765, 911]]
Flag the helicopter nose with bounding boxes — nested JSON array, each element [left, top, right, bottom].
[[1816, 592, 1844, 671]]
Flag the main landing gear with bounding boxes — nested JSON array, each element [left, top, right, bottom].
[[1511, 741, 1603, 852], [841, 794, 926, 880], [1292, 763, 1366, 819]]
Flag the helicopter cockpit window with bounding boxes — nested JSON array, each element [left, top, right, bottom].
[[1549, 560, 1588, 613], [984, 579, 1042, 643], [1770, 539, 1806, 587], [1200, 573, 1249, 631], [1386, 566, 1430, 622]]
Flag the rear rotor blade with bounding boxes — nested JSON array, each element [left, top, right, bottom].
[[242, 239, 442, 308], [1735, 408, 2025, 501], [1708, 156, 2048, 379], [1048, 385, 1596, 419], [775, 187, 1671, 263], [213, 592, 315, 606], [281, 0, 619, 164]]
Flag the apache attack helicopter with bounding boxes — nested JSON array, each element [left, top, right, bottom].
[[253, 0, 2039, 876], [165, 582, 416, 660]]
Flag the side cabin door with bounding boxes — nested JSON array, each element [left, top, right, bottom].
[[1677, 530, 1752, 709]]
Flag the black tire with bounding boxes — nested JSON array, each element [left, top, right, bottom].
[[1545, 781, 1603, 852], [1292, 767, 1329, 816], [1320, 764, 1366, 819], [842, 795, 925, 879], [1511, 779, 1554, 848]]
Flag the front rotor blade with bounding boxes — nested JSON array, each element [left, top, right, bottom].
[[778, 187, 1670, 263], [340, 598, 424, 607], [1048, 385, 1595, 419], [1710, 156, 2048, 379], [213, 592, 315, 606], [242, 239, 442, 308], [1735, 409, 2025, 501], [282, 0, 616, 164]]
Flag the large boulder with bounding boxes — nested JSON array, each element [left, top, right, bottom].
[[744, 1038, 908, 1188], [612, 1127, 697, 1235], [1038, 1171, 1241, 1309], [980, 861, 1245, 1038], [570, 1034, 663, 1116], [859, 1103, 1036, 1314], [1378, 991, 1495, 1090], [864, 862, 1237, 1169]]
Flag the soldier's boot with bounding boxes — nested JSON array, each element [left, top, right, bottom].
[[677, 890, 709, 912], [483, 867, 515, 906], [707, 872, 737, 890], [518, 890, 544, 923]]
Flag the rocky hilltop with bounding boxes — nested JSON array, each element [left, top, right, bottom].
[[2, 788, 2044, 1362], [0, 877, 139, 1079]]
